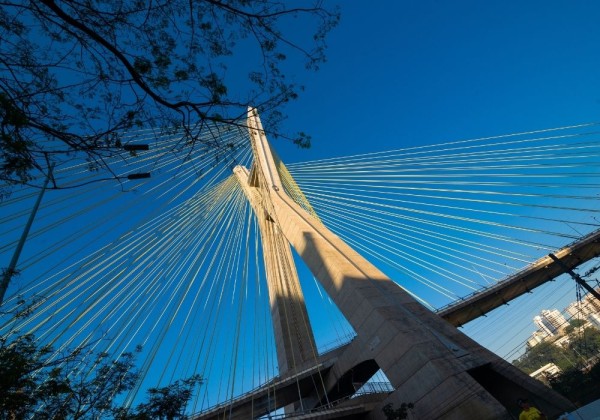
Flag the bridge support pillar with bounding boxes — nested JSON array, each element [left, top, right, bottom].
[[235, 171, 318, 377], [235, 153, 323, 414], [235, 108, 575, 419]]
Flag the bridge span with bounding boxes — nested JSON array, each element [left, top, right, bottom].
[[194, 229, 600, 419], [438, 228, 600, 327]]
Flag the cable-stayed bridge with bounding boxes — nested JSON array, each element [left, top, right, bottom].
[[439, 227, 600, 326], [1, 113, 600, 418]]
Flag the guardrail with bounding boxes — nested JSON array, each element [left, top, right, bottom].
[[255, 382, 395, 419]]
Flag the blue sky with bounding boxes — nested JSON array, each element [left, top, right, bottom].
[[277, 1, 600, 161]]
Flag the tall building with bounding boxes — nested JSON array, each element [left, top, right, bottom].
[[565, 301, 589, 319], [582, 288, 600, 313], [565, 288, 600, 320], [589, 313, 600, 329], [534, 309, 567, 336], [527, 330, 547, 349], [525, 293, 600, 351], [534, 315, 556, 336]]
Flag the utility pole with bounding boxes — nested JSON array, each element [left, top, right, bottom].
[[549, 253, 600, 302], [0, 144, 150, 305], [0, 164, 54, 305]]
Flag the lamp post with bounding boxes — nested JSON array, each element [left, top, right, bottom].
[[0, 144, 150, 305], [0, 164, 54, 305]]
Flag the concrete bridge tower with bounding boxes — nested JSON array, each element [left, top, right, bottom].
[[232, 108, 574, 419]]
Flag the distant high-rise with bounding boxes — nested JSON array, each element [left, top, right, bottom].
[[565, 301, 588, 319], [527, 330, 547, 348], [589, 313, 600, 329], [525, 292, 600, 350], [543, 309, 567, 329], [534, 309, 567, 336], [534, 315, 556, 336], [565, 288, 600, 319]]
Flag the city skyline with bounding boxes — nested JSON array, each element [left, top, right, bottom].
[[527, 288, 600, 350]]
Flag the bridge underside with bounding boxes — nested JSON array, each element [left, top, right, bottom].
[[192, 363, 334, 420], [439, 228, 600, 326], [193, 343, 391, 420]]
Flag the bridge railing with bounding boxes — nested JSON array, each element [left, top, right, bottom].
[[352, 381, 395, 397], [435, 226, 600, 319], [256, 381, 395, 419]]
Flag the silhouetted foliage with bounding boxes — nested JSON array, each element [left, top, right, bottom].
[[569, 327, 600, 360], [382, 402, 414, 420], [512, 324, 600, 406], [549, 361, 600, 406], [0, 1, 339, 188], [564, 318, 586, 334], [0, 331, 137, 418], [115, 375, 203, 420], [0, 302, 202, 419], [513, 341, 575, 373], [513, 326, 600, 374]]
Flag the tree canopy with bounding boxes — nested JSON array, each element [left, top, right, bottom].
[[514, 327, 600, 374], [549, 363, 600, 406], [513, 326, 600, 406], [564, 318, 586, 334], [513, 341, 575, 374], [0, 321, 202, 419], [0, 0, 339, 188]]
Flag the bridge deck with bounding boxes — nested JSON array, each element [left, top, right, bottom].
[[192, 362, 334, 420], [437, 228, 600, 326]]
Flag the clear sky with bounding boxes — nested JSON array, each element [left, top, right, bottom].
[[277, 1, 600, 161]]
